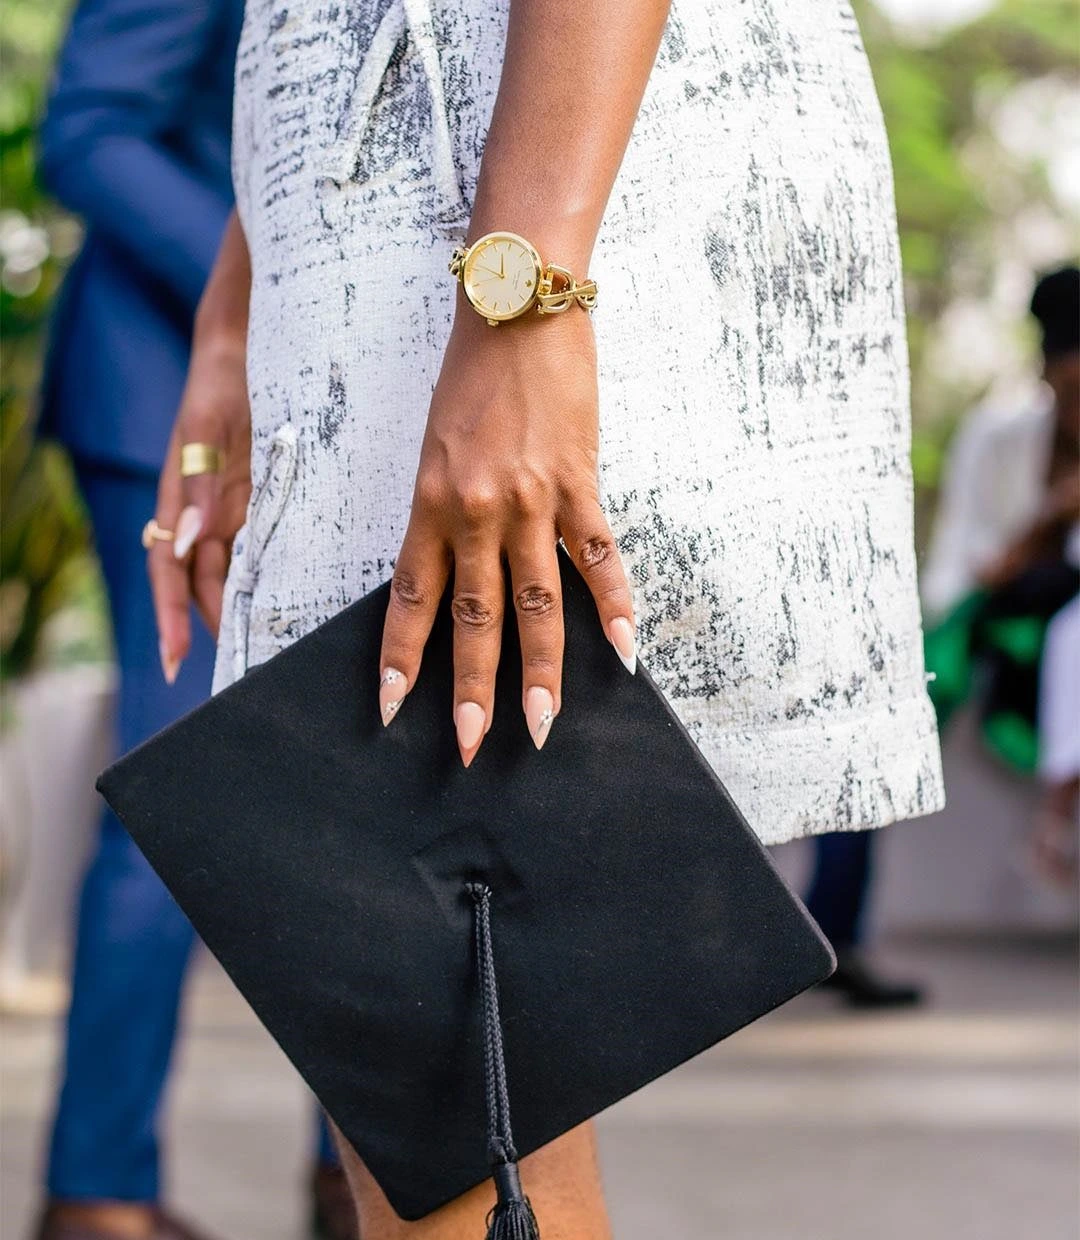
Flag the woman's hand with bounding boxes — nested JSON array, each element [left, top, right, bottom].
[[379, 304, 636, 764], [149, 211, 253, 684], [370, 0, 668, 763], [148, 335, 252, 682]]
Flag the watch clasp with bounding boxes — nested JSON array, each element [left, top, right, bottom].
[[535, 264, 598, 316]]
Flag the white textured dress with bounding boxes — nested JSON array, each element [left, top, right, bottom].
[[214, 0, 946, 844]]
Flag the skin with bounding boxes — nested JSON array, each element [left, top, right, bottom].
[[131, 1, 675, 1235], [332, 1121, 611, 1240]]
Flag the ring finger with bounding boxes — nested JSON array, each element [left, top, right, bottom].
[[508, 526, 563, 750]]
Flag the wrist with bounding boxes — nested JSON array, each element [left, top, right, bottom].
[[449, 283, 594, 346], [193, 303, 247, 358], [467, 158, 599, 273], [193, 278, 249, 357]]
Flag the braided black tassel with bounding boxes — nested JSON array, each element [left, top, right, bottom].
[[467, 883, 541, 1240]]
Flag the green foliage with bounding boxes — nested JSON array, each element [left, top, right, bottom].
[[855, 0, 1080, 540], [0, 0, 108, 686]]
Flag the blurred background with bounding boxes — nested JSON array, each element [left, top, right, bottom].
[[1, 0, 1077, 1237]]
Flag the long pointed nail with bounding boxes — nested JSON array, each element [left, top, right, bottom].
[[379, 667, 407, 726], [455, 701, 486, 766], [159, 638, 181, 685], [525, 686, 555, 750], [607, 616, 637, 674], [174, 506, 203, 559]]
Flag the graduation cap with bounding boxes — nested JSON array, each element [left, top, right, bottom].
[[96, 547, 834, 1232]]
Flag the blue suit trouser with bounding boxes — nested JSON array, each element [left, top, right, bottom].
[[46, 460, 337, 1202]]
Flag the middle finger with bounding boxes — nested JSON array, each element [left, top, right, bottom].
[[451, 540, 505, 767]]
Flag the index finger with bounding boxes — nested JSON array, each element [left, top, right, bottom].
[[378, 518, 452, 726]]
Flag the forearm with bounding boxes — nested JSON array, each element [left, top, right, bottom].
[[466, 0, 672, 275], [192, 211, 251, 354]]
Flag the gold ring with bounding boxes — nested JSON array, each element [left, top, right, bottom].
[[141, 518, 175, 549], [180, 442, 224, 477]]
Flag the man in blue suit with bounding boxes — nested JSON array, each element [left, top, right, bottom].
[[35, 3, 353, 1237]]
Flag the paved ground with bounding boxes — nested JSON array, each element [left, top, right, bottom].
[[2, 936, 1077, 1240]]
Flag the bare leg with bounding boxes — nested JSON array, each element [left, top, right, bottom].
[[330, 1122, 611, 1240], [43, 1204, 155, 1238]]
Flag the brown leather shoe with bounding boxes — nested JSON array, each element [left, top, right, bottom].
[[311, 1164, 360, 1240], [33, 1205, 223, 1240]]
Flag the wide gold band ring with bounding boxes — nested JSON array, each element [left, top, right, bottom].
[[180, 442, 224, 477], [141, 518, 175, 549]]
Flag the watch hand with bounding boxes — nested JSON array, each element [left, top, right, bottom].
[[499, 253, 505, 278], [475, 264, 503, 278]]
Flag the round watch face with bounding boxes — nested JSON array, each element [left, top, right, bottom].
[[461, 233, 542, 321]]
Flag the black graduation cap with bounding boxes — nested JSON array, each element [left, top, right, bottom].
[[96, 548, 834, 1230]]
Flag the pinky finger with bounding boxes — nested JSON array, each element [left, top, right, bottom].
[[558, 499, 637, 675]]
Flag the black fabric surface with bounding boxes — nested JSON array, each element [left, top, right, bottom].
[[96, 549, 834, 1220]]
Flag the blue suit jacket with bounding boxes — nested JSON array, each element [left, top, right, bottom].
[[38, 0, 243, 475]]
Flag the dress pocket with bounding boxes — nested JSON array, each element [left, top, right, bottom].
[[311, 0, 470, 233], [227, 422, 299, 682]]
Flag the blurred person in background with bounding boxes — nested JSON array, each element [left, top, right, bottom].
[[33, 1, 356, 1238], [1034, 591, 1079, 883], [809, 265, 1080, 1012], [922, 265, 1079, 880]]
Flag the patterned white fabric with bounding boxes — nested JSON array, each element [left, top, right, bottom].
[[214, 0, 945, 844]]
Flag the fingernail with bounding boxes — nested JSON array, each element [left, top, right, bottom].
[[379, 667, 407, 726], [174, 506, 203, 559], [525, 686, 556, 750], [607, 616, 637, 674], [159, 638, 181, 685], [454, 701, 486, 764]]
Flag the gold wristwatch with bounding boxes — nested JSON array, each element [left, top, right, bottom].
[[449, 231, 597, 326]]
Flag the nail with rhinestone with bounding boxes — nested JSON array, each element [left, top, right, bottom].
[[379, 667, 407, 726], [525, 686, 556, 751]]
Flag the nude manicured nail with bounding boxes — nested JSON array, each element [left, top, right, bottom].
[[379, 667, 407, 726], [607, 616, 637, 675], [455, 701, 486, 763], [159, 638, 181, 685], [525, 686, 555, 751], [174, 505, 203, 559]]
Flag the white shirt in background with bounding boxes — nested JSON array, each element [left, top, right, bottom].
[[921, 385, 1055, 623]]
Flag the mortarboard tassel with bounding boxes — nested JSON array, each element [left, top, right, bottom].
[[467, 882, 541, 1240]]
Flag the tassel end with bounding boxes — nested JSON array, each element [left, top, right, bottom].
[[484, 1163, 540, 1240], [485, 1198, 540, 1240]]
